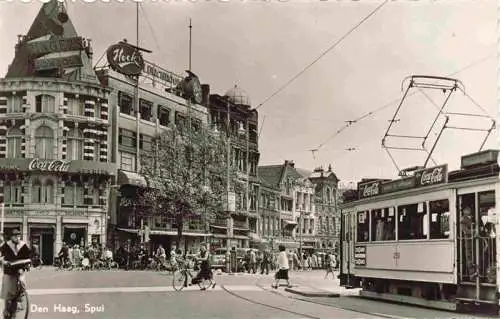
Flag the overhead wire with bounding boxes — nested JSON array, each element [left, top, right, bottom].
[[314, 53, 495, 151], [138, 3, 166, 62], [254, 0, 389, 110]]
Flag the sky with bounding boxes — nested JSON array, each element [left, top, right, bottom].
[[0, 0, 497, 187]]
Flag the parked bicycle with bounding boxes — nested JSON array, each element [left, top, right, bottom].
[[3, 258, 31, 319]]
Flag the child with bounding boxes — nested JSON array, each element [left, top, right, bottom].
[[272, 245, 292, 289]]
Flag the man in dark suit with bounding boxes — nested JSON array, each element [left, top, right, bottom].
[[0, 229, 32, 317]]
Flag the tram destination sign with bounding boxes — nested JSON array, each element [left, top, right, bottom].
[[354, 246, 366, 267], [380, 176, 415, 193]]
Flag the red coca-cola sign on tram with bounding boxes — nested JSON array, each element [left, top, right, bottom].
[[106, 42, 144, 76]]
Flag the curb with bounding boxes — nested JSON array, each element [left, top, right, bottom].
[[285, 287, 340, 298]]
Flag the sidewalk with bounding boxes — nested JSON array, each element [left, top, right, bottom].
[[276, 269, 360, 298]]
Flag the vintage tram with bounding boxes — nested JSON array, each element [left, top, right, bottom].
[[339, 149, 500, 313]]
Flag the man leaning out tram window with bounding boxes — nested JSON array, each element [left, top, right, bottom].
[[0, 229, 32, 315]]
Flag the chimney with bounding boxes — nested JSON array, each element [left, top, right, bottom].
[[201, 84, 210, 106], [284, 160, 295, 168], [328, 164, 332, 172]]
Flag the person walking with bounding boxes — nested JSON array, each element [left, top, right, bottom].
[[272, 245, 292, 289], [260, 249, 270, 275], [324, 253, 336, 279], [249, 249, 257, 274]]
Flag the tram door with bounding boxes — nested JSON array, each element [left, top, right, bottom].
[[457, 191, 496, 304], [340, 211, 357, 287]]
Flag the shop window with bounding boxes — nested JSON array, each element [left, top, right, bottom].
[[118, 129, 136, 148], [140, 134, 153, 152], [6, 128, 22, 158], [371, 207, 396, 241], [32, 179, 41, 203], [34, 125, 54, 159], [35, 94, 55, 113], [357, 211, 369, 242], [139, 99, 153, 122], [119, 152, 135, 172], [398, 203, 427, 240], [429, 199, 450, 239], [67, 128, 83, 160], [158, 106, 170, 126], [8, 96, 22, 113], [4, 181, 22, 204]]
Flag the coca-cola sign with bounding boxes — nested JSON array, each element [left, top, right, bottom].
[[106, 42, 144, 76], [29, 159, 70, 172], [415, 164, 448, 187], [358, 181, 381, 199]]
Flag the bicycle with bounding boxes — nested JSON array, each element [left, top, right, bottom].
[[3, 258, 31, 319], [172, 259, 216, 291]]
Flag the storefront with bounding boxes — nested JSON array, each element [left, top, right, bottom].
[[29, 223, 55, 265]]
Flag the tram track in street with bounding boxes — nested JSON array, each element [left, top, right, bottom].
[[252, 277, 410, 319]]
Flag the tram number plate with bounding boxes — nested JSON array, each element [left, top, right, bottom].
[[354, 246, 366, 266]]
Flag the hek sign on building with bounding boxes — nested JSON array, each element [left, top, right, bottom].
[[106, 42, 144, 76]]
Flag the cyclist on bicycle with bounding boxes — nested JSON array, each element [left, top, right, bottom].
[[57, 242, 70, 267], [0, 229, 32, 315], [191, 243, 215, 290]]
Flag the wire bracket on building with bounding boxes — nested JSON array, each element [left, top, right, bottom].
[[381, 75, 496, 176]]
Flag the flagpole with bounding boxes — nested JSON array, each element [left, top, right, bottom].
[[1, 202, 4, 236]]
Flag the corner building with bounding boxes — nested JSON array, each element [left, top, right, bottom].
[[0, 1, 115, 264]]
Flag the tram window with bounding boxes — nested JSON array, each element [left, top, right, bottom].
[[478, 191, 495, 237], [429, 199, 450, 239], [357, 211, 369, 242], [371, 208, 395, 241], [398, 203, 427, 240]]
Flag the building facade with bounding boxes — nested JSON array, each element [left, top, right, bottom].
[[258, 160, 316, 250], [97, 61, 212, 254], [0, 1, 115, 264], [309, 165, 340, 251], [207, 87, 260, 250]]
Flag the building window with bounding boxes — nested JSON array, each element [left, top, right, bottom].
[[118, 92, 134, 116], [35, 94, 55, 113], [8, 96, 22, 113], [4, 181, 22, 204], [175, 112, 187, 132], [158, 106, 170, 126], [67, 128, 83, 160], [371, 207, 396, 241], [140, 134, 153, 152], [119, 129, 136, 148], [398, 203, 427, 240], [356, 211, 369, 242], [120, 152, 135, 171], [139, 99, 153, 121], [32, 179, 42, 203], [192, 119, 201, 132], [63, 182, 84, 205], [44, 180, 54, 204], [6, 128, 22, 158], [34, 125, 54, 159], [249, 124, 257, 144], [67, 97, 84, 116], [429, 199, 450, 239]]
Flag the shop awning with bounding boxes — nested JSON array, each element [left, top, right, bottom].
[[116, 228, 210, 237], [117, 171, 148, 188], [248, 232, 261, 243], [283, 220, 298, 227]]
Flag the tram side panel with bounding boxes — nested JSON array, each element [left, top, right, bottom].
[[340, 210, 362, 288]]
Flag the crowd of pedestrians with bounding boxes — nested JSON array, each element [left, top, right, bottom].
[[56, 242, 114, 270]]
